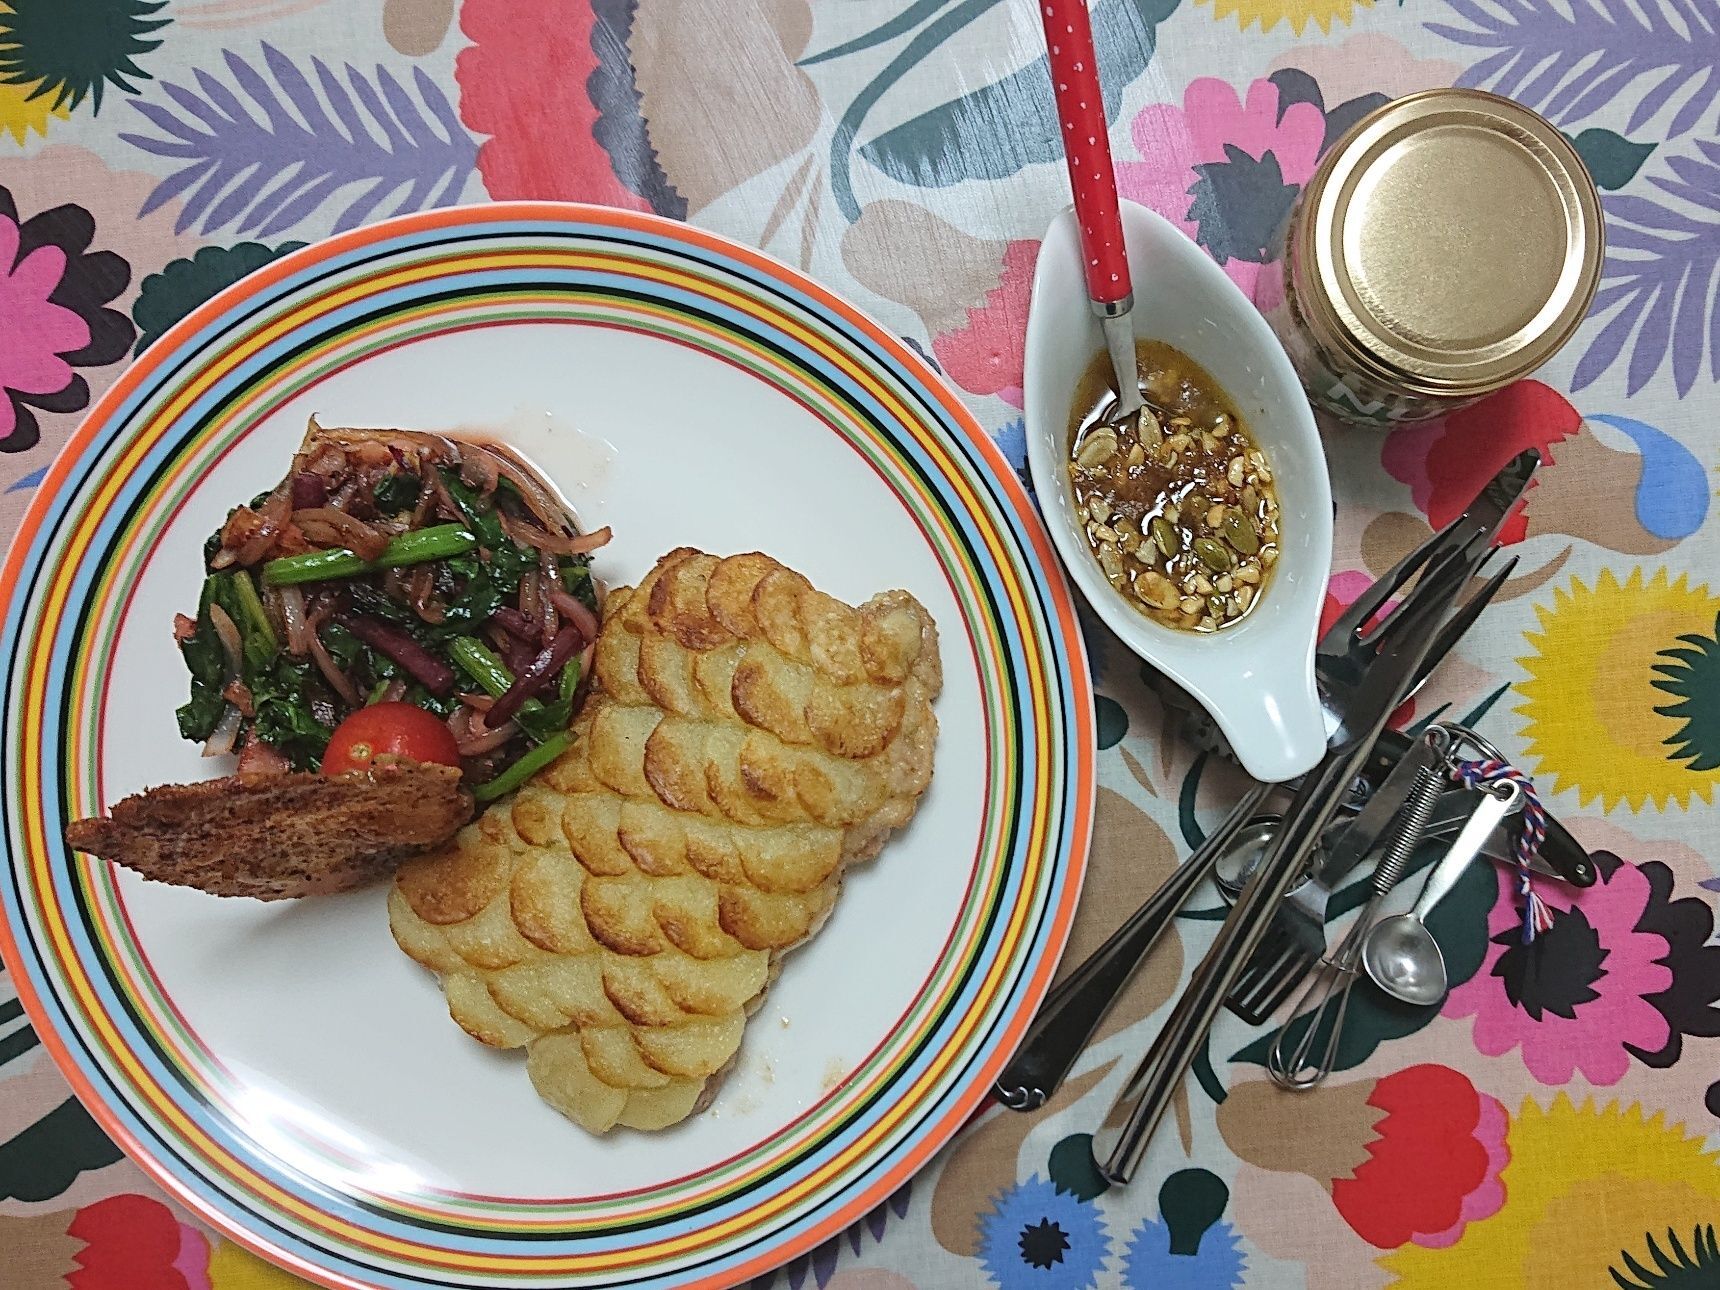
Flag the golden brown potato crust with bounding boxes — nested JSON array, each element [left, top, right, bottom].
[[390, 549, 941, 1133]]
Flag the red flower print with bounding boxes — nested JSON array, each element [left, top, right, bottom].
[[456, 0, 655, 211], [1381, 381, 1580, 546], [1329, 1064, 1509, 1249], [67, 1193, 208, 1290]]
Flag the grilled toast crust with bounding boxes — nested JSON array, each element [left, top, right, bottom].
[[65, 765, 472, 901]]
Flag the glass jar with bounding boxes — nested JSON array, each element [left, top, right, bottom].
[[1264, 89, 1604, 428]]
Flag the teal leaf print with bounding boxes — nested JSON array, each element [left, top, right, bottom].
[[132, 241, 306, 355], [1566, 128, 1656, 191], [0, 0, 169, 114], [827, 0, 1180, 219], [0, 1097, 122, 1202]]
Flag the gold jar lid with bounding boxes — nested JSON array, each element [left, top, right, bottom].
[[1294, 88, 1603, 396]]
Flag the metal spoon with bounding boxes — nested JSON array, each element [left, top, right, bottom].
[[1362, 779, 1523, 1005]]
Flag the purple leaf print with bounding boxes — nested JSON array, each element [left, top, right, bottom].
[[119, 44, 476, 238], [1573, 145, 1720, 397], [1429, 0, 1720, 138]]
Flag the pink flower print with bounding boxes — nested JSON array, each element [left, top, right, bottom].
[[1445, 857, 1674, 1086], [0, 216, 89, 442], [1115, 78, 1324, 306], [0, 185, 134, 457], [1411, 1091, 1510, 1248], [930, 239, 1037, 407]]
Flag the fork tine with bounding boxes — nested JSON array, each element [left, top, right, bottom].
[[1229, 949, 1317, 1025], [1328, 515, 1467, 644], [1364, 537, 1492, 656], [1405, 555, 1519, 697], [1227, 927, 1294, 999]]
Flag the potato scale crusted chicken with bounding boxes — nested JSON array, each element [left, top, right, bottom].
[[389, 550, 941, 1132]]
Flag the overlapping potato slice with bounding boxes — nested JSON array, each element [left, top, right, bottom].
[[391, 550, 940, 1133]]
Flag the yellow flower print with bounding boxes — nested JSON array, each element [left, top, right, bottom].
[[1200, 0, 1372, 35], [0, 77, 66, 146], [1515, 567, 1720, 811], [1382, 1096, 1720, 1287], [208, 1238, 309, 1288]]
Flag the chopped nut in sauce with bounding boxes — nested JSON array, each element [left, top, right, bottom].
[[1068, 340, 1279, 631]]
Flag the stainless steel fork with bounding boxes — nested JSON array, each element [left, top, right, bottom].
[[1090, 521, 1502, 1184]]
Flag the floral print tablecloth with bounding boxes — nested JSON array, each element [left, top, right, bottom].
[[2, 1, 1718, 1287]]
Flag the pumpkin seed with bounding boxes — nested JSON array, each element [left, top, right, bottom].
[[1150, 516, 1180, 557], [1222, 511, 1260, 554], [1075, 428, 1118, 469], [1193, 537, 1234, 572]]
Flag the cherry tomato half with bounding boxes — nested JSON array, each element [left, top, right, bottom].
[[321, 702, 461, 776]]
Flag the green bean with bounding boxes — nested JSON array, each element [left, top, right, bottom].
[[473, 731, 574, 803], [450, 637, 513, 699], [230, 570, 278, 651], [262, 524, 476, 587], [451, 636, 554, 730]]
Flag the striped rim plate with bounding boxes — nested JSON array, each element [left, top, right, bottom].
[[0, 204, 1093, 1289]]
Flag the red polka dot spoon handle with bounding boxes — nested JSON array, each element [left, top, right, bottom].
[[1038, 0, 1141, 417]]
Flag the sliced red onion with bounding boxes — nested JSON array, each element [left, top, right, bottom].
[[453, 707, 519, 756], [208, 602, 243, 678], [280, 585, 310, 656], [460, 449, 500, 495], [378, 678, 408, 705], [462, 442, 563, 528], [319, 426, 458, 461], [342, 615, 455, 695], [232, 486, 291, 566], [519, 568, 541, 632], [409, 564, 444, 624], [202, 703, 244, 758], [549, 588, 601, 644], [489, 626, 580, 726], [291, 507, 390, 561], [308, 626, 362, 706], [499, 510, 612, 556]]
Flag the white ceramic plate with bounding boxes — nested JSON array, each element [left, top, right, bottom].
[[0, 205, 1094, 1289]]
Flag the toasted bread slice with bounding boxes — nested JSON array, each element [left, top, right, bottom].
[[65, 765, 472, 901]]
